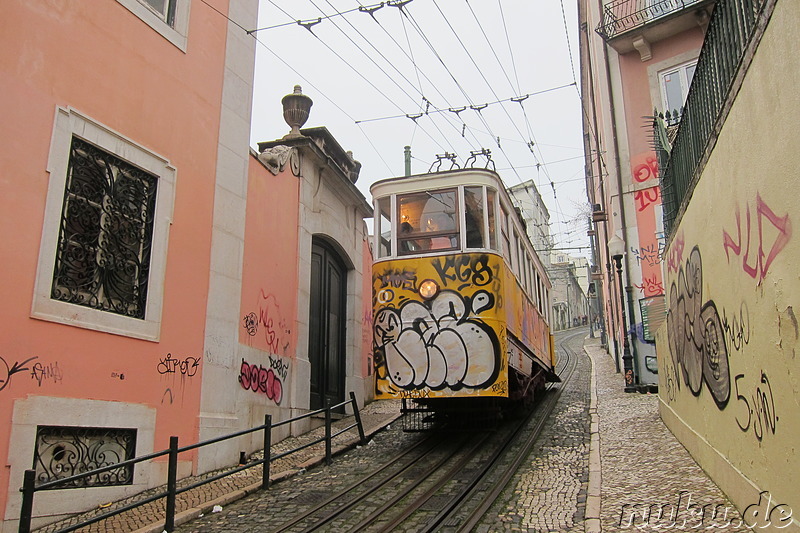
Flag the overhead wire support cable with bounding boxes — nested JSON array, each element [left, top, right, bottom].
[[250, 1, 384, 34], [354, 83, 575, 123]]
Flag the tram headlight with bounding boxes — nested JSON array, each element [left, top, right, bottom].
[[419, 279, 440, 300]]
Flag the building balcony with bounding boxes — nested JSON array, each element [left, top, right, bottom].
[[596, 0, 716, 56]]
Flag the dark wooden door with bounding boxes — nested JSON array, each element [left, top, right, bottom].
[[308, 239, 347, 411]]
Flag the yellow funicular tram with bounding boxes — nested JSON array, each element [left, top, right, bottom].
[[370, 161, 558, 427]]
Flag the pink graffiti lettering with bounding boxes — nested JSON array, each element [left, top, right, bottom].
[[634, 275, 665, 297], [239, 359, 283, 405], [667, 233, 685, 274], [634, 186, 660, 212], [243, 291, 292, 356], [632, 156, 658, 183], [722, 195, 792, 284]]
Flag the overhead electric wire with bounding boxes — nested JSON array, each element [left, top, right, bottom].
[[267, 1, 455, 155], [307, 0, 461, 155]]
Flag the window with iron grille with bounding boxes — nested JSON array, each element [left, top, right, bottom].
[[51, 137, 158, 319], [33, 107, 175, 341], [33, 426, 137, 488]]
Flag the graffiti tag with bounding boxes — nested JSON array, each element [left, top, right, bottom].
[[666, 246, 730, 409], [374, 289, 499, 391], [631, 242, 665, 267], [1, 356, 38, 393], [632, 155, 658, 183], [633, 274, 665, 297], [634, 186, 660, 212], [157, 354, 200, 377], [375, 269, 418, 292], [722, 194, 792, 284], [31, 361, 63, 387], [243, 291, 292, 356], [734, 371, 777, 441], [239, 358, 283, 405], [431, 254, 494, 290], [721, 303, 750, 352], [666, 232, 685, 274]]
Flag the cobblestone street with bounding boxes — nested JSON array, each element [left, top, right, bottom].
[[34, 329, 752, 533]]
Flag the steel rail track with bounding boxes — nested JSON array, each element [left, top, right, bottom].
[[273, 328, 586, 533], [267, 433, 444, 533], [442, 328, 584, 533]]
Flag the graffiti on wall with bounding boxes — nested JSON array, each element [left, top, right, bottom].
[[31, 361, 63, 387], [157, 354, 200, 377], [242, 290, 292, 357], [733, 371, 777, 441], [238, 356, 287, 405], [374, 290, 499, 391], [430, 254, 495, 290], [630, 153, 665, 300], [634, 186, 661, 212], [667, 232, 686, 274], [1, 356, 37, 392], [634, 274, 665, 297], [666, 246, 731, 409], [722, 194, 792, 284]]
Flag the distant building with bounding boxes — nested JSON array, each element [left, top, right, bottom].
[[548, 254, 588, 331], [507, 179, 552, 268]]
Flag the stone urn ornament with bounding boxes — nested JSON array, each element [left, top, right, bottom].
[[282, 85, 313, 137]]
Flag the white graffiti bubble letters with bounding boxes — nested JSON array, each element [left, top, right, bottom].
[[374, 290, 499, 392]]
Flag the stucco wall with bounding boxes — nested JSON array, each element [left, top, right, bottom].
[[656, 2, 799, 528], [0, 0, 238, 525]]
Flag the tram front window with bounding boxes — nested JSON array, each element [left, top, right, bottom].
[[397, 189, 459, 255]]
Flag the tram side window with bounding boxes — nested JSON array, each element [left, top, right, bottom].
[[464, 186, 485, 248], [486, 189, 497, 250], [397, 189, 459, 255], [500, 206, 511, 263], [377, 197, 392, 258]]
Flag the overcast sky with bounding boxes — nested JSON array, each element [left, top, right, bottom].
[[247, 0, 590, 258]]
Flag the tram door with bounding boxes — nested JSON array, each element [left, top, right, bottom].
[[308, 239, 347, 411]]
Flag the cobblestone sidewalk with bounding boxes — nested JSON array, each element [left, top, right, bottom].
[[584, 335, 749, 532]]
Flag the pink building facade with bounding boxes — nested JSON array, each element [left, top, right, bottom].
[[579, 0, 712, 389], [0, 1, 372, 529]]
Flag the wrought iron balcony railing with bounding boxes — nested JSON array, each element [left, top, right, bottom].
[[597, 0, 708, 40], [658, 0, 769, 235]]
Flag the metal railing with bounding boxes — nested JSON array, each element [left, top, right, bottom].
[[19, 392, 366, 533], [596, 0, 708, 40], [659, 0, 767, 233]]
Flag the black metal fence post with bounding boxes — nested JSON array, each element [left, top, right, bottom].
[[262, 414, 271, 489], [165, 436, 179, 532], [18, 469, 36, 533], [349, 391, 366, 445], [324, 400, 332, 466]]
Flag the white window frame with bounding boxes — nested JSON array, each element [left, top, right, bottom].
[[658, 59, 698, 114], [32, 107, 176, 341], [116, 0, 190, 51]]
